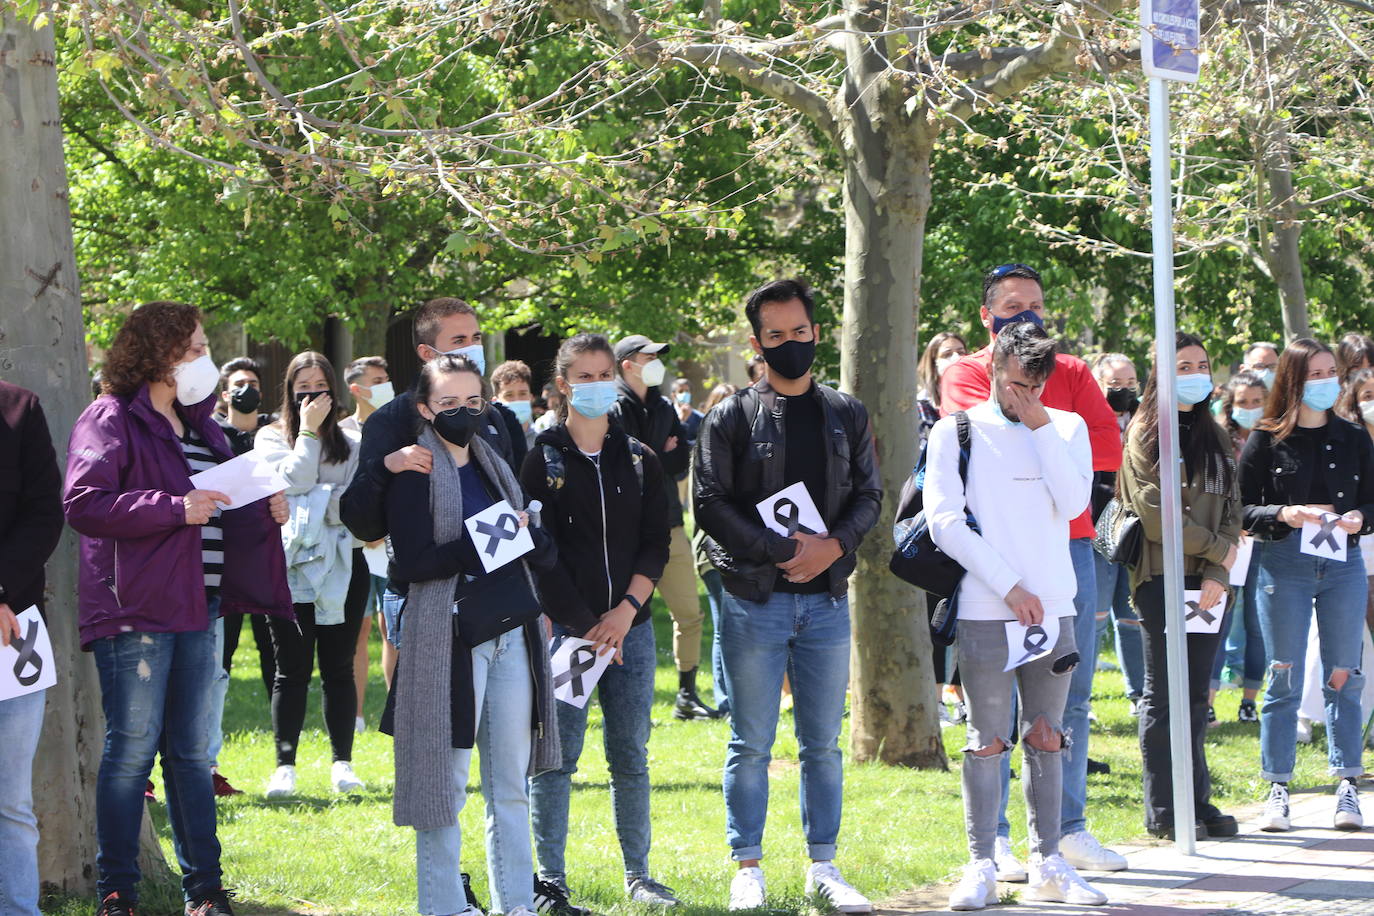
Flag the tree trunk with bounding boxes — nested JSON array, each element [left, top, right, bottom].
[[837, 63, 946, 768], [1263, 135, 1309, 341], [0, 9, 104, 895]]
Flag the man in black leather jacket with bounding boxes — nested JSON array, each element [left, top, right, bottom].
[[692, 279, 881, 913]]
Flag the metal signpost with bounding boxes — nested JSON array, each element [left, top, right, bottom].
[[1142, 0, 1201, 854]]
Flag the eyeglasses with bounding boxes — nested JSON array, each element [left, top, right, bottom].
[[988, 263, 1042, 281], [431, 396, 487, 415]]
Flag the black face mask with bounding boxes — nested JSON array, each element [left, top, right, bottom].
[[1105, 387, 1140, 414], [294, 390, 328, 409], [432, 408, 481, 447], [760, 338, 816, 381], [230, 384, 261, 414]]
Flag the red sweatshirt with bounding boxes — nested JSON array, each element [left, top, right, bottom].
[[940, 346, 1122, 540]]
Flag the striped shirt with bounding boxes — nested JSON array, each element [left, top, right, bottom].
[[179, 424, 225, 588]]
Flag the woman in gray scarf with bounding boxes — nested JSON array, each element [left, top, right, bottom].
[[384, 355, 564, 916]]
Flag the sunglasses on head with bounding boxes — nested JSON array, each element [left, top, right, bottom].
[[988, 263, 1042, 282]]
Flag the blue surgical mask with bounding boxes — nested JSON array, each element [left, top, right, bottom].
[[440, 343, 486, 376], [569, 380, 618, 419], [1256, 368, 1276, 389], [1231, 406, 1262, 429], [675, 390, 692, 405], [1302, 377, 1341, 412], [1176, 373, 1213, 406], [503, 399, 533, 425], [991, 309, 1045, 335], [989, 395, 1022, 427]]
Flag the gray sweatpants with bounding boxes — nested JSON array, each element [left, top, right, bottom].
[[957, 618, 1078, 862]]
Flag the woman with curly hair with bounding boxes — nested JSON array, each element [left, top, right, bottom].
[[63, 301, 293, 916]]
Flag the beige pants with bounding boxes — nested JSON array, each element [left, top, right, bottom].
[[658, 525, 705, 672]]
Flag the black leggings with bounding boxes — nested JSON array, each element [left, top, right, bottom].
[[222, 611, 277, 700], [268, 550, 369, 766]]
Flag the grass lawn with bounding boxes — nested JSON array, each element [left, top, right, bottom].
[[45, 604, 1342, 916]]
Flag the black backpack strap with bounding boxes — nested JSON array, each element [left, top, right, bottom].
[[542, 443, 566, 492], [955, 410, 972, 483], [626, 436, 647, 492]]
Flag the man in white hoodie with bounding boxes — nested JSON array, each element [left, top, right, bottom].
[[925, 323, 1105, 911]]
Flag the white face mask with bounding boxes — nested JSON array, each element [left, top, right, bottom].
[[936, 354, 962, 377], [172, 354, 219, 406], [1361, 401, 1374, 426], [363, 380, 395, 409], [639, 358, 666, 388]]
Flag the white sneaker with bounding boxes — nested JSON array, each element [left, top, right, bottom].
[[939, 703, 953, 729], [1335, 780, 1364, 830], [1025, 853, 1107, 906], [992, 836, 1027, 883], [1297, 716, 1314, 744], [1058, 830, 1127, 872], [1260, 782, 1291, 832], [728, 866, 765, 911], [805, 862, 872, 914], [265, 764, 296, 798], [506, 907, 537, 916], [331, 760, 364, 794], [948, 859, 996, 911], [355, 715, 366, 733]]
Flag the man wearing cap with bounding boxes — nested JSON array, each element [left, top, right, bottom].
[[609, 334, 719, 720]]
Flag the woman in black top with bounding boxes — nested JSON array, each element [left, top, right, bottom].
[[521, 334, 677, 911], [1239, 338, 1374, 833]]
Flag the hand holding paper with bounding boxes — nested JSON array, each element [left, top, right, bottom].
[[188, 450, 288, 511], [1301, 512, 1347, 562], [1004, 616, 1060, 672], [1183, 587, 1224, 633], [550, 636, 614, 708], [464, 499, 535, 573], [0, 607, 57, 701], [756, 482, 827, 539]]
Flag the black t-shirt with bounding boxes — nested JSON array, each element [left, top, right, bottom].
[[776, 386, 829, 595], [1289, 425, 1333, 504]]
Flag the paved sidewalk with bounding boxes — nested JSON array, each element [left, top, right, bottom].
[[881, 788, 1374, 914]]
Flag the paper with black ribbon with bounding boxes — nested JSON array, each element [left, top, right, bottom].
[[1301, 512, 1347, 563], [464, 499, 536, 573], [0, 606, 57, 701], [549, 635, 614, 709], [1183, 587, 1223, 634], [755, 481, 827, 539], [1003, 615, 1061, 672]]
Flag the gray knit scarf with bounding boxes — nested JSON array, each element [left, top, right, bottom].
[[393, 425, 559, 830]]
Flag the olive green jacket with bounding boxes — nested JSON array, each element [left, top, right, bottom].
[[1118, 416, 1242, 592]]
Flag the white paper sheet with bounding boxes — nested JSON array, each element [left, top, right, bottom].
[[756, 481, 827, 539], [188, 449, 287, 509], [1003, 616, 1061, 672], [0, 607, 57, 701], [1301, 513, 1347, 562], [1183, 587, 1224, 634], [1229, 535, 1254, 587], [464, 499, 535, 573], [549, 635, 614, 708], [363, 543, 390, 578]]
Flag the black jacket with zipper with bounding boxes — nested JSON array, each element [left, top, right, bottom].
[[692, 379, 883, 603], [1239, 416, 1374, 542], [608, 380, 690, 528], [519, 423, 671, 632]]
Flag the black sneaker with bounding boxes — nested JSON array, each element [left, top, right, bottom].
[[534, 876, 600, 916], [462, 872, 488, 914], [673, 688, 722, 721], [185, 888, 235, 916], [1238, 699, 1258, 723], [1207, 705, 1219, 728], [96, 891, 137, 916], [1086, 758, 1111, 775]]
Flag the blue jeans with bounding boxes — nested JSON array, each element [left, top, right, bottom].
[[1094, 552, 1144, 699], [719, 589, 851, 861], [382, 588, 405, 647], [1256, 534, 1368, 782], [0, 689, 46, 916], [206, 595, 227, 766], [94, 622, 221, 903], [1060, 539, 1098, 835], [703, 569, 730, 714], [1220, 555, 1267, 691], [531, 620, 656, 881], [416, 627, 535, 916]]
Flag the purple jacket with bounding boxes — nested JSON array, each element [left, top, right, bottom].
[[63, 383, 293, 648]]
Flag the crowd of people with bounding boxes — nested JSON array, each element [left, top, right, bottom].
[[1, 269, 1373, 916]]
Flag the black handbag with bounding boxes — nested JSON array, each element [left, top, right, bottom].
[[889, 411, 978, 599], [1092, 497, 1144, 567], [451, 564, 542, 648]]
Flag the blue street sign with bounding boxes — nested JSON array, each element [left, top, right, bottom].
[[1141, 0, 1200, 82]]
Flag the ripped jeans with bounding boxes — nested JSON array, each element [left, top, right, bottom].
[[1256, 533, 1368, 783], [957, 618, 1077, 863]]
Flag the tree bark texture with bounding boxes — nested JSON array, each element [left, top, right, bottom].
[[0, 9, 105, 895], [835, 55, 947, 768], [1263, 136, 1309, 341]]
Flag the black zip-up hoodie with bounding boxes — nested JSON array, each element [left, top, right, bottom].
[[520, 422, 671, 631]]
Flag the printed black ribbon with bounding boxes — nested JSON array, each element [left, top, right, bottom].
[[774, 498, 816, 537], [1311, 516, 1343, 554], [1015, 624, 1051, 665], [475, 513, 521, 557], [552, 644, 599, 697], [1185, 600, 1216, 627], [11, 618, 42, 687]]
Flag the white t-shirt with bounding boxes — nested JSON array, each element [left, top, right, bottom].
[[924, 400, 1092, 621]]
